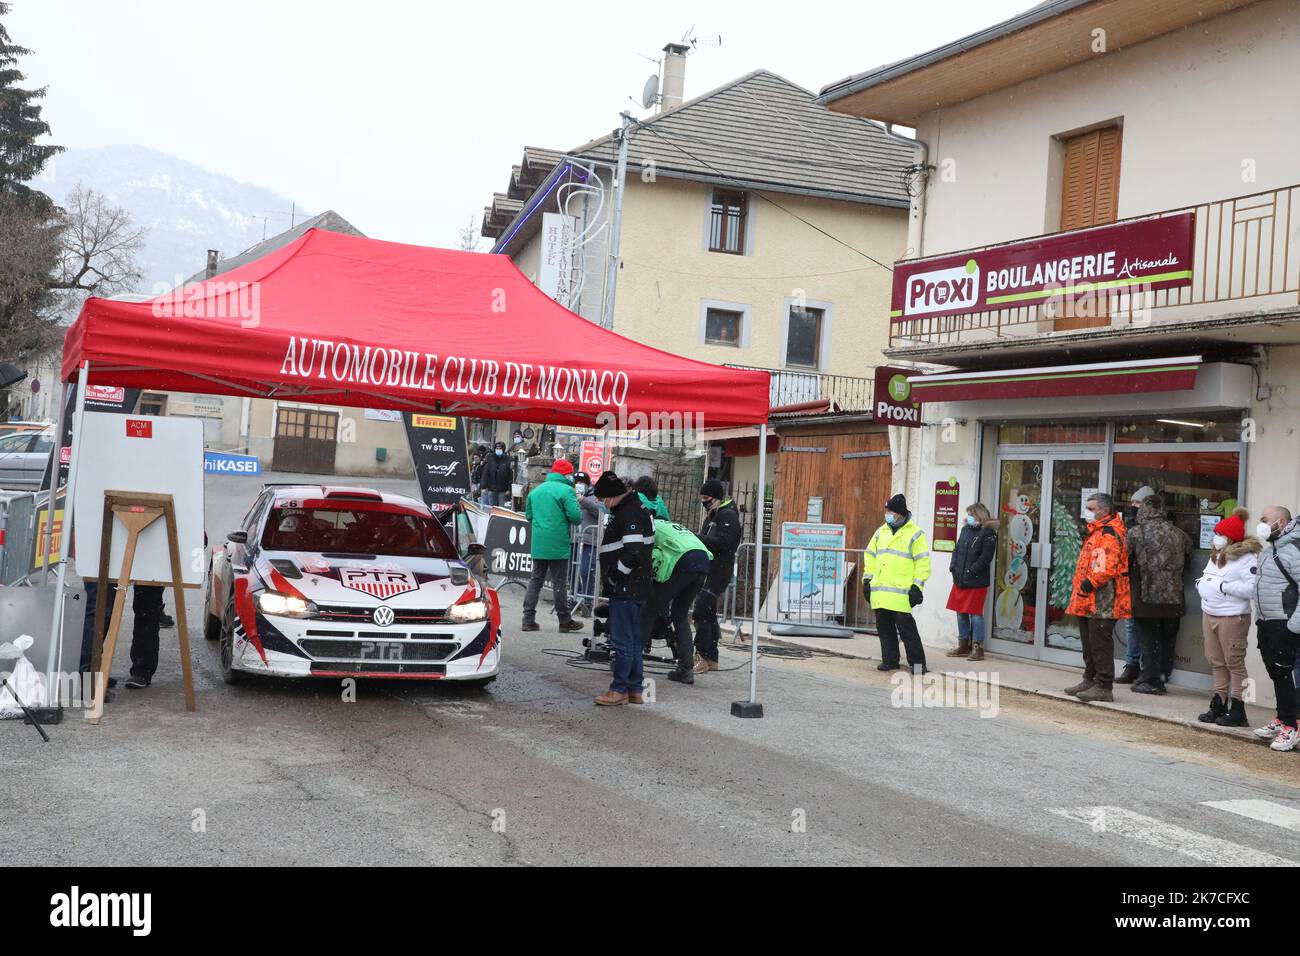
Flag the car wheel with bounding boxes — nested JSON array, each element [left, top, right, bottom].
[[202, 581, 221, 641], [219, 597, 250, 686]]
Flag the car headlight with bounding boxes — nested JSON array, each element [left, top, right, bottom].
[[448, 599, 488, 623], [256, 591, 317, 617]]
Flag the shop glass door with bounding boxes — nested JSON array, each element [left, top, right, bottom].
[[1042, 458, 1103, 660], [991, 454, 1104, 662], [992, 458, 1044, 649]]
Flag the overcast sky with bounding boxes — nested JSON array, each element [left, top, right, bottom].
[[12, 0, 1029, 248]]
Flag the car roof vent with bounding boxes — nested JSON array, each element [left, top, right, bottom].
[[321, 487, 384, 502]]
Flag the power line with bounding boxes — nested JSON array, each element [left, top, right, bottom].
[[632, 120, 896, 273]]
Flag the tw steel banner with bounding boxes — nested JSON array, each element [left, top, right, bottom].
[[403, 413, 472, 513], [890, 212, 1196, 323]]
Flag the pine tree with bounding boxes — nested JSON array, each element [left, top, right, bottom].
[[0, 1, 62, 213], [1050, 499, 1083, 609]]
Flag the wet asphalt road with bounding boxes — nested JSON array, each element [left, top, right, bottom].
[[5, 471, 1300, 866]]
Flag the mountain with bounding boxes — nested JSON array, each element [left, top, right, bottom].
[[37, 144, 312, 292]]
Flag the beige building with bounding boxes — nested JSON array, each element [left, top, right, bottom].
[[820, 0, 1300, 699], [482, 65, 913, 442]]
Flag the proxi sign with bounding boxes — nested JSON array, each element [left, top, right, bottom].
[[890, 212, 1196, 323], [873, 366, 922, 428]]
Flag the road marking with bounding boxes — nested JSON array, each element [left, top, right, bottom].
[[1203, 799, 1300, 833], [1048, 806, 1297, 867]]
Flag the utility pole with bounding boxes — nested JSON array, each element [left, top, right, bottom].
[[601, 111, 633, 331]]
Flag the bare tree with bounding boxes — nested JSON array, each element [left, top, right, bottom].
[[49, 183, 146, 315], [457, 215, 480, 252]]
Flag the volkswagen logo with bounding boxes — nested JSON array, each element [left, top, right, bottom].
[[372, 605, 395, 627]]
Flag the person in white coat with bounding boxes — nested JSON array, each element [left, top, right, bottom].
[[1193, 508, 1259, 727]]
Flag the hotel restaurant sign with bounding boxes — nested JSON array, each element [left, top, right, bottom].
[[890, 212, 1196, 322]]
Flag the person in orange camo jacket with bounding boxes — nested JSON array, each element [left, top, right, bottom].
[[1064, 491, 1131, 702]]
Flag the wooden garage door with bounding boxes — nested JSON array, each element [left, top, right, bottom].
[[770, 428, 892, 626], [272, 408, 338, 474]]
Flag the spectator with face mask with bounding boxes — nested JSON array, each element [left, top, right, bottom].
[[1252, 505, 1300, 752], [862, 494, 930, 673], [1194, 508, 1257, 727], [1064, 492, 1131, 702], [1117, 485, 1157, 684], [480, 440, 514, 508], [1125, 494, 1192, 695], [945, 502, 997, 661], [693, 479, 741, 675]]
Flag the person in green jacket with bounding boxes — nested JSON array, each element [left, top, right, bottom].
[[642, 519, 712, 684], [522, 459, 584, 633], [635, 475, 670, 521], [862, 493, 931, 673]]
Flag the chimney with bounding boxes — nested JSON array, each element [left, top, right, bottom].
[[205, 249, 220, 279], [659, 43, 689, 112]]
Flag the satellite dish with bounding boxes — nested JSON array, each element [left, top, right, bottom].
[[640, 74, 660, 110]]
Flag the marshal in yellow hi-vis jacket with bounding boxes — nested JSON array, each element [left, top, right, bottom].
[[862, 514, 932, 613]]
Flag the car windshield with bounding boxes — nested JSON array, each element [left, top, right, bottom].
[[261, 503, 457, 558]]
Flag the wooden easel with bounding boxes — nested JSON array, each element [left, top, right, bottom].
[[88, 491, 196, 724]]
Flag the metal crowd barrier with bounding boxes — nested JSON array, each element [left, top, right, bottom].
[[727, 541, 876, 637], [0, 490, 42, 587]]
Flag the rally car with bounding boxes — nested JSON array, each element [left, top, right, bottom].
[[204, 484, 500, 685]]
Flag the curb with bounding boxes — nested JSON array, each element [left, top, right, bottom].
[[755, 634, 1277, 749]]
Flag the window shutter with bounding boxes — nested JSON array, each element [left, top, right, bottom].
[[1053, 126, 1122, 330]]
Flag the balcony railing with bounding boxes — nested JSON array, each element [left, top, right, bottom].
[[725, 364, 875, 413], [890, 183, 1300, 349]]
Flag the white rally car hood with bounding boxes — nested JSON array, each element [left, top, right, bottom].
[[256, 551, 473, 609]]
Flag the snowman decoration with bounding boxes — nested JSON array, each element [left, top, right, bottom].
[[995, 491, 1036, 630]]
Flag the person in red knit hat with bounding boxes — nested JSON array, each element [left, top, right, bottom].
[[1193, 507, 1259, 726]]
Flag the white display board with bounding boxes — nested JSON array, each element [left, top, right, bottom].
[[73, 412, 206, 586]]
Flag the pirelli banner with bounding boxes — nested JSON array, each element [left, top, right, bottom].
[[403, 413, 472, 513], [890, 212, 1196, 323]]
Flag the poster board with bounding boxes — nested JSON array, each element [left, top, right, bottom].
[[403, 413, 471, 512], [932, 477, 960, 553], [778, 522, 847, 616], [73, 412, 205, 585]]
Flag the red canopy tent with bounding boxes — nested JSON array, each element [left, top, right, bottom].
[[62, 228, 771, 428], [53, 228, 773, 716]]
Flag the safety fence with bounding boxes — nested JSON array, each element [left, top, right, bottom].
[[727, 540, 876, 637], [0, 491, 43, 587]]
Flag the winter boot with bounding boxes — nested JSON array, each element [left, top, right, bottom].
[[1076, 684, 1114, 702], [1064, 678, 1094, 696], [946, 639, 972, 658], [1115, 663, 1140, 684], [967, 643, 985, 662], [1215, 697, 1249, 727], [1198, 694, 1227, 723]]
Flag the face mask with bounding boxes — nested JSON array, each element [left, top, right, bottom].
[[494, 449, 503, 457], [885, 514, 898, 528], [576, 484, 588, 494], [1258, 521, 1275, 542], [1083, 509, 1096, 523], [513, 437, 522, 444], [965, 515, 978, 528], [1212, 534, 1229, 550], [701, 498, 712, 510]]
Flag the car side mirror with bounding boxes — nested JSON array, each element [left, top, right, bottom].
[[466, 543, 485, 557], [227, 531, 248, 545]]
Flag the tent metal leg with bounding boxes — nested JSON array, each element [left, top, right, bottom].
[[732, 421, 766, 719], [42, 361, 89, 716]]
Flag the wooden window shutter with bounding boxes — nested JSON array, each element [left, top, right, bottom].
[[1059, 126, 1122, 231], [1053, 126, 1122, 330]]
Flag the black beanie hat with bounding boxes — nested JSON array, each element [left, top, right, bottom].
[[885, 493, 909, 514], [593, 471, 628, 497], [700, 478, 725, 499]]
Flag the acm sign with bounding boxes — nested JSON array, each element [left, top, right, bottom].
[[873, 366, 921, 428]]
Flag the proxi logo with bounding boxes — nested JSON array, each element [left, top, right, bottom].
[[904, 258, 980, 316], [50, 886, 152, 936]]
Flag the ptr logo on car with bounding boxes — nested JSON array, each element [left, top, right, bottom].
[[340, 568, 419, 599]]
